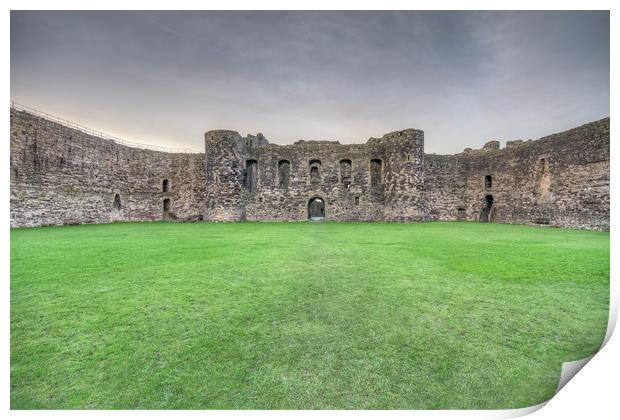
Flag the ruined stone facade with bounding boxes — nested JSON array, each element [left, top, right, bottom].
[[10, 109, 205, 228], [204, 128, 425, 222], [424, 119, 610, 230], [10, 106, 610, 230]]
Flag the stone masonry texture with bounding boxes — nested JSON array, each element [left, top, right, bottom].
[[10, 107, 609, 230]]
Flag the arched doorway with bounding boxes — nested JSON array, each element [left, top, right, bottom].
[[479, 195, 494, 223], [308, 197, 325, 220]]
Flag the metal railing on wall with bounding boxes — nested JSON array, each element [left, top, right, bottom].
[[10, 101, 202, 154]]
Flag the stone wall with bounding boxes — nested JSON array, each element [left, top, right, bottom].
[[204, 128, 426, 222], [10, 109, 205, 228], [10, 106, 609, 230], [424, 118, 610, 230]]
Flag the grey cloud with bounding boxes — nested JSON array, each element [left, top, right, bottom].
[[11, 11, 609, 153]]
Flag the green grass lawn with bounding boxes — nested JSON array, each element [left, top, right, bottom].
[[10, 221, 609, 409]]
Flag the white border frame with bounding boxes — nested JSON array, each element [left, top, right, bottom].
[[2, 1, 616, 419]]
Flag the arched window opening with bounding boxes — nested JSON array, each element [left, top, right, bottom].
[[162, 179, 169, 192], [485, 175, 492, 189], [340, 159, 352, 188], [309, 159, 321, 183], [370, 159, 382, 186], [278, 160, 290, 189], [310, 167, 319, 181], [245, 160, 258, 193], [113, 194, 122, 211]]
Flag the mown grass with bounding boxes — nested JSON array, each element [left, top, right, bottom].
[[10, 221, 609, 409]]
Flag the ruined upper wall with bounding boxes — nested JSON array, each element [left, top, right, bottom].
[[10, 108, 205, 227], [204, 128, 426, 221], [424, 118, 610, 230]]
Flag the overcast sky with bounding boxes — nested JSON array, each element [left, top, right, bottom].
[[11, 11, 609, 154]]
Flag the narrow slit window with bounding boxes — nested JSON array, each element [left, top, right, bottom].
[[370, 159, 382, 186], [340, 159, 352, 187], [113, 194, 122, 210], [540, 158, 547, 174], [278, 160, 290, 189], [245, 160, 258, 193]]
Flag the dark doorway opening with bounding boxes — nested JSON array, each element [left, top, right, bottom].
[[308, 197, 325, 220], [479, 195, 494, 223], [163, 198, 171, 212], [113, 194, 122, 211], [485, 195, 494, 208]]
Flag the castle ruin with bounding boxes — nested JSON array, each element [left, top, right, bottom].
[[10, 105, 610, 230]]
